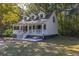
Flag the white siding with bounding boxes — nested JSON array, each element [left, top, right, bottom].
[[45, 13, 58, 35], [13, 12, 58, 36]]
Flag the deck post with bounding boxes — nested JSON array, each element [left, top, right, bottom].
[[42, 24, 45, 39], [42, 24, 44, 34], [35, 25, 37, 34], [28, 25, 29, 33], [19, 25, 21, 31]]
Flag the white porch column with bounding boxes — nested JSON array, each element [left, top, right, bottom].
[[35, 25, 37, 34], [21, 25, 23, 31], [27, 25, 29, 33], [42, 24, 44, 34], [19, 25, 21, 31], [31, 25, 33, 34]]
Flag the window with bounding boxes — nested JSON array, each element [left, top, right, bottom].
[[40, 14, 43, 18], [23, 26, 27, 31], [53, 16, 55, 23], [29, 26, 31, 30], [37, 25, 41, 29], [16, 26, 19, 30], [31, 16, 34, 19], [33, 26, 35, 29], [44, 24, 46, 30], [33, 26, 35, 32], [24, 17, 27, 20], [14, 26, 19, 30]]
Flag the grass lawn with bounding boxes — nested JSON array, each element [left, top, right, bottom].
[[0, 36, 79, 56]]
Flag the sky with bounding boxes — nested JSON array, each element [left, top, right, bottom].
[[17, 3, 28, 10]]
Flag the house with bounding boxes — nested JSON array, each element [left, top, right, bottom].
[[12, 11, 58, 40]]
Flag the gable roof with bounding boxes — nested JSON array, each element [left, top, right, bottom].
[[45, 12, 52, 19], [19, 11, 53, 24]]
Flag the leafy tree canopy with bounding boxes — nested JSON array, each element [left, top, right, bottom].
[[25, 3, 76, 15], [0, 3, 20, 26]]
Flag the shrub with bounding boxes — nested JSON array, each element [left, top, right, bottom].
[[3, 28, 13, 37]]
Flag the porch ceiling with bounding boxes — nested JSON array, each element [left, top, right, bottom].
[[13, 19, 48, 26], [13, 22, 43, 26]]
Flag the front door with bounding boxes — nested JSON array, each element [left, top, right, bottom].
[[23, 26, 27, 32], [37, 25, 42, 34]]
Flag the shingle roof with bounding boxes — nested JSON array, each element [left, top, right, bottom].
[[45, 12, 52, 19], [19, 11, 53, 23]]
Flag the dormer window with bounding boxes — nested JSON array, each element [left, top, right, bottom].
[[30, 13, 36, 20], [39, 14, 45, 19], [31, 16, 34, 19], [38, 11, 45, 19], [24, 17, 27, 20], [40, 14, 43, 18]]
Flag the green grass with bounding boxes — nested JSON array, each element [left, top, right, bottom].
[[0, 36, 79, 56]]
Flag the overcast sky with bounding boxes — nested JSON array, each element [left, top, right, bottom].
[[17, 3, 28, 10]]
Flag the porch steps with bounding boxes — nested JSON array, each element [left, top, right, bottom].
[[17, 35, 23, 39], [23, 33, 27, 39]]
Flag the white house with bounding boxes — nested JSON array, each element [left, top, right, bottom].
[[12, 11, 58, 40]]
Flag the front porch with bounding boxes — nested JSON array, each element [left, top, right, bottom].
[[13, 23, 46, 38]]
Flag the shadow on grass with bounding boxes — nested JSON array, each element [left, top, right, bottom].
[[0, 36, 79, 56], [44, 36, 79, 46]]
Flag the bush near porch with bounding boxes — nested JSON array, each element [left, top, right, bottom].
[[2, 28, 13, 37]]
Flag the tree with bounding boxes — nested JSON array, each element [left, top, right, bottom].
[[25, 3, 76, 14], [0, 3, 20, 36], [0, 4, 20, 24]]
